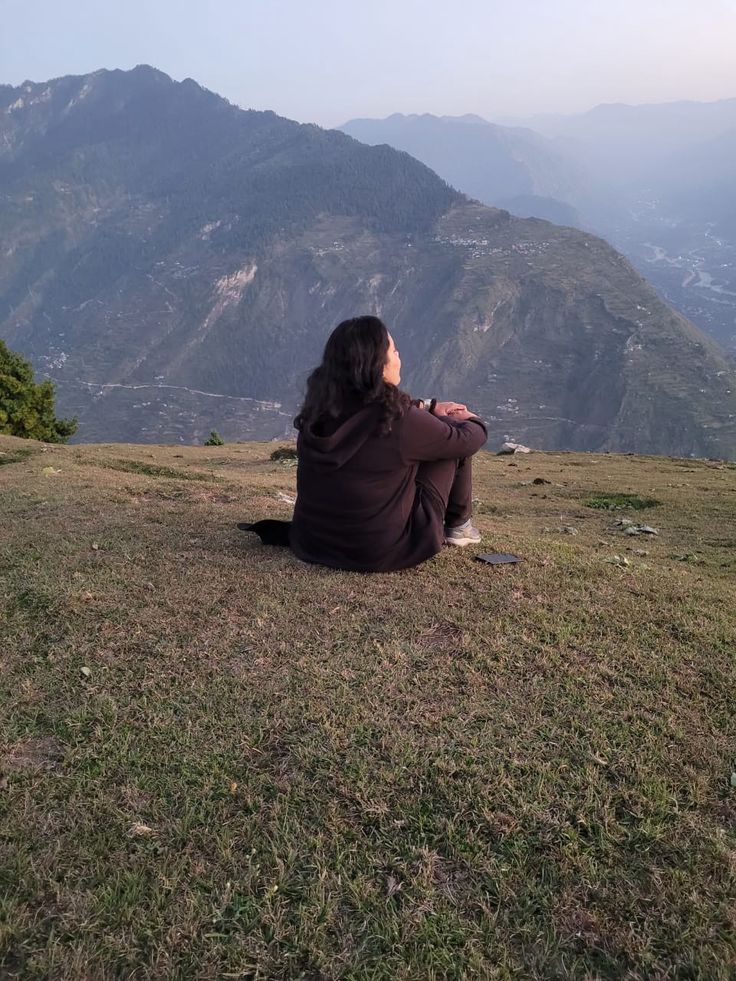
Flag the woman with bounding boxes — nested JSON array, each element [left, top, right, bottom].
[[290, 316, 488, 572]]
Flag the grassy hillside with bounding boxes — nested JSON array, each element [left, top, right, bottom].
[[1, 435, 734, 979]]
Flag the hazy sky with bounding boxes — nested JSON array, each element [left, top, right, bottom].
[[3, 0, 736, 126]]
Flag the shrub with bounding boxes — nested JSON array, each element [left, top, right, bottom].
[[204, 430, 225, 446], [270, 446, 298, 462], [584, 492, 660, 511], [0, 341, 77, 443]]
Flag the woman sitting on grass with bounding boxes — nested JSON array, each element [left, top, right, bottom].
[[290, 315, 487, 572]]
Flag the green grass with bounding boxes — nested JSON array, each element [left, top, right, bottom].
[[0, 446, 35, 466], [99, 458, 221, 481], [1, 435, 734, 979], [583, 492, 661, 511]]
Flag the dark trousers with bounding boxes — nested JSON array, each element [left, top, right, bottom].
[[415, 456, 473, 529]]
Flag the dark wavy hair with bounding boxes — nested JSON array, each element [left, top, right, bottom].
[[294, 316, 411, 436]]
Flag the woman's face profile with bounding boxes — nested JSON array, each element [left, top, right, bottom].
[[383, 332, 402, 386]]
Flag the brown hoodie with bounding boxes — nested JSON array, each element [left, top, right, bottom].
[[289, 403, 488, 572]]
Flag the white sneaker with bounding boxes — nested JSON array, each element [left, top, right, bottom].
[[444, 519, 482, 546]]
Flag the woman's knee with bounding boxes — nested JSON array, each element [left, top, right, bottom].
[[415, 458, 460, 501]]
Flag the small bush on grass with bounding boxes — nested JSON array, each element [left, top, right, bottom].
[[584, 492, 661, 511], [102, 460, 216, 481], [0, 447, 34, 466], [270, 446, 298, 462]]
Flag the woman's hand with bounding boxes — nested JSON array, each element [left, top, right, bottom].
[[445, 408, 480, 421], [434, 401, 467, 416]]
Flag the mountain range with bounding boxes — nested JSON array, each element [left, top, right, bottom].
[[1, 66, 736, 458], [341, 103, 736, 354], [341, 113, 581, 227]]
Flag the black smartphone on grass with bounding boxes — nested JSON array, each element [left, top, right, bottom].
[[474, 552, 522, 565]]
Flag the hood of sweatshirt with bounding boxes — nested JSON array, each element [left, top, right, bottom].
[[297, 403, 382, 470]]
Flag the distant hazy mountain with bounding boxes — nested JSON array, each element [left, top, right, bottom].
[[657, 127, 736, 236], [1, 68, 735, 459], [514, 100, 736, 352], [511, 99, 736, 185], [342, 103, 736, 352], [340, 113, 582, 226]]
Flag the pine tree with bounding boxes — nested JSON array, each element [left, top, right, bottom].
[[0, 341, 78, 443]]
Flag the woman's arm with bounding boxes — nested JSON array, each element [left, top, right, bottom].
[[411, 398, 468, 415], [399, 405, 488, 463]]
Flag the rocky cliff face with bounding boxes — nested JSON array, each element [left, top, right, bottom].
[[1, 68, 735, 457]]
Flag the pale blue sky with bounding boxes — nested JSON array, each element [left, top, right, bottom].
[[3, 0, 736, 126]]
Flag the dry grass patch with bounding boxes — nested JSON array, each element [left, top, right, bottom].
[[0, 435, 734, 979], [2, 737, 64, 773]]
